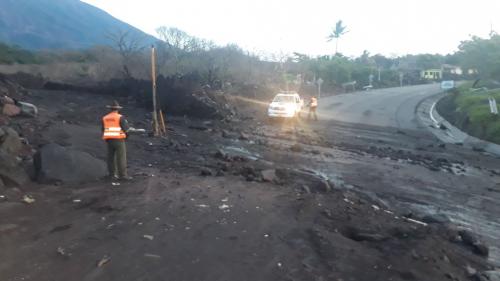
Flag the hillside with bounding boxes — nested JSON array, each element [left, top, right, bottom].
[[0, 0, 156, 49]]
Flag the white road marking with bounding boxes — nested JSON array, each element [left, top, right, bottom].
[[429, 101, 439, 125]]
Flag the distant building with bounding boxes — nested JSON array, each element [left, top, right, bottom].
[[421, 65, 464, 80], [421, 69, 442, 80], [441, 64, 463, 75]]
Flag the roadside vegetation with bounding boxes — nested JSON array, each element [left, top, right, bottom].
[[436, 33, 500, 144], [0, 27, 498, 99], [0, 43, 39, 64], [438, 82, 500, 144], [0, 26, 465, 95]]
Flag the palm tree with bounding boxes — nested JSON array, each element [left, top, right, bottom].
[[327, 20, 349, 54]]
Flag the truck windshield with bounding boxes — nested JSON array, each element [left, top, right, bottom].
[[273, 95, 295, 103]]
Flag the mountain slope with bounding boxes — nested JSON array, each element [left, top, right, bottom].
[[0, 0, 156, 49]]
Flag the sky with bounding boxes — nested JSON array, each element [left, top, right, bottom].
[[82, 0, 500, 58]]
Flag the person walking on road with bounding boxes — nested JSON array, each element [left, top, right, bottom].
[[102, 101, 132, 181], [308, 96, 318, 121]]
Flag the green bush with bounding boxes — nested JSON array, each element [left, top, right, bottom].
[[450, 84, 500, 144], [0, 43, 38, 64]]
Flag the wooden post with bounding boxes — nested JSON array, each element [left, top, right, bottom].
[[159, 110, 167, 135], [151, 46, 159, 136]]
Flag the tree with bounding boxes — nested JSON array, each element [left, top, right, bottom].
[[156, 26, 193, 74], [457, 34, 500, 80], [327, 20, 349, 54], [107, 29, 146, 79]]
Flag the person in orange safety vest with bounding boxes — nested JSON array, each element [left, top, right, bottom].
[[308, 96, 318, 121], [102, 101, 131, 180]]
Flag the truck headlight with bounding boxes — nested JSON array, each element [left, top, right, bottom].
[[285, 104, 295, 113]]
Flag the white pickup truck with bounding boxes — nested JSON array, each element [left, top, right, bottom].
[[267, 92, 303, 118]]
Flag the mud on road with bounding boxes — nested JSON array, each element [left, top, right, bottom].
[[1, 88, 499, 281]]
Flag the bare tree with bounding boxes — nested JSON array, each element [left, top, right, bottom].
[[107, 29, 146, 79], [156, 27, 193, 51], [156, 26, 197, 74]]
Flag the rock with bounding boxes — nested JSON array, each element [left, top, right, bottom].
[[0, 202, 24, 213], [2, 103, 21, 117], [422, 213, 451, 224], [57, 246, 71, 258], [311, 149, 321, 155], [188, 125, 209, 131], [475, 271, 500, 281], [275, 168, 331, 193], [222, 130, 238, 139], [97, 256, 111, 267], [411, 250, 420, 260], [473, 147, 486, 153], [0, 223, 19, 234], [290, 143, 303, 152], [458, 229, 489, 257], [256, 139, 268, 146], [22, 194, 35, 204], [261, 169, 277, 182], [144, 253, 162, 259], [239, 132, 250, 140], [34, 143, 107, 184], [459, 230, 479, 245], [143, 235, 154, 240], [240, 166, 257, 178], [321, 180, 332, 192], [0, 165, 29, 187], [214, 149, 227, 160], [342, 227, 388, 242], [0, 148, 29, 186], [200, 167, 213, 176], [473, 242, 489, 257], [444, 273, 454, 279], [482, 271, 500, 281], [302, 185, 311, 194], [465, 265, 477, 277], [353, 232, 388, 242], [0, 126, 22, 155], [245, 175, 255, 182]]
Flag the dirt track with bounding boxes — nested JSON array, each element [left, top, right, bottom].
[[1, 88, 499, 281]]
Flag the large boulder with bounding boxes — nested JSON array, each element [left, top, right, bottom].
[[0, 126, 22, 155], [34, 143, 107, 184], [0, 127, 29, 186], [0, 148, 29, 186]]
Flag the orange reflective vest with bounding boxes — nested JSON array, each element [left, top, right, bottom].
[[102, 112, 126, 140], [310, 97, 318, 108]]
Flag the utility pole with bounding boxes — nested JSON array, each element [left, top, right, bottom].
[[317, 78, 324, 99], [151, 46, 159, 136], [399, 72, 404, 87], [378, 67, 381, 82]]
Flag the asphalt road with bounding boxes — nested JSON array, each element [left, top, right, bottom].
[[318, 84, 442, 129], [315, 84, 500, 266]]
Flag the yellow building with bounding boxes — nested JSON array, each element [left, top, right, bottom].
[[421, 69, 442, 80]]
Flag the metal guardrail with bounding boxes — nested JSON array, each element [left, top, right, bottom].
[[489, 97, 498, 114]]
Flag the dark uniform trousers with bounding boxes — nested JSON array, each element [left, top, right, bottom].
[[308, 106, 318, 120], [107, 139, 127, 178]]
